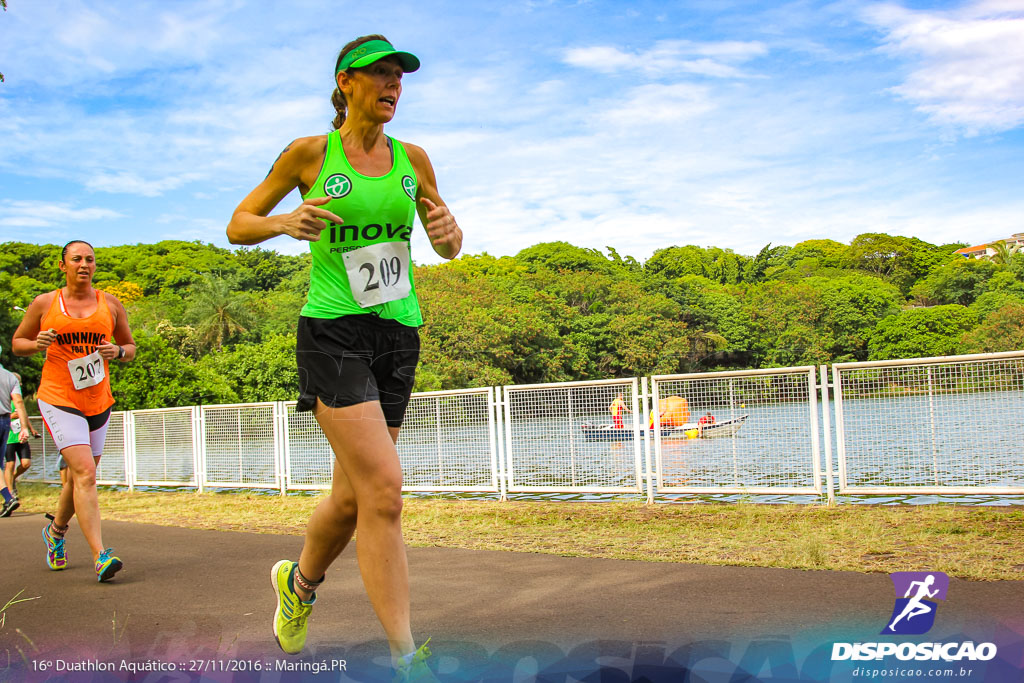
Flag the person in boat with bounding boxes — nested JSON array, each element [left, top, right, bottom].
[[649, 395, 690, 428], [608, 393, 630, 429], [697, 411, 715, 434]]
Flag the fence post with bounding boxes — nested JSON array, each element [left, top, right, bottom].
[[126, 410, 136, 492], [807, 367, 824, 505], [641, 376, 654, 504], [501, 385, 513, 498], [651, 377, 662, 495], [831, 364, 847, 494], [485, 387, 502, 501], [567, 389, 577, 487], [275, 401, 287, 496], [627, 377, 643, 502], [819, 365, 836, 506], [928, 366, 939, 486], [729, 377, 739, 486], [495, 386, 507, 501], [194, 406, 205, 494]]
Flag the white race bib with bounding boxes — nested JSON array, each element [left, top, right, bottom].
[[68, 349, 106, 390], [343, 242, 412, 308]]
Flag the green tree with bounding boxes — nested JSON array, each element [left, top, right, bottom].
[[849, 233, 954, 293], [233, 246, 309, 291], [515, 242, 619, 275], [109, 333, 237, 410], [787, 239, 849, 267], [0, 273, 44, 395], [196, 335, 298, 402], [867, 306, 978, 360], [0, 242, 62, 287], [742, 243, 790, 283], [96, 241, 242, 295], [127, 289, 192, 336], [970, 290, 1024, 320], [811, 275, 902, 361], [416, 263, 579, 389], [646, 245, 748, 284], [780, 239, 852, 279], [910, 258, 998, 306], [671, 277, 753, 365], [961, 302, 1024, 353], [186, 274, 255, 352], [743, 280, 831, 366]]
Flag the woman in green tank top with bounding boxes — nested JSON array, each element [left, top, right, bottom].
[[227, 34, 461, 680]]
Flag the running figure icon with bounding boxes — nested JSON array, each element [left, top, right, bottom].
[[888, 574, 939, 631], [882, 571, 949, 635]]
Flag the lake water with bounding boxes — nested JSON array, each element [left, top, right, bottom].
[[23, 391, 1024, 505]]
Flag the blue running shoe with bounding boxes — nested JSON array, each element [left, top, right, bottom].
[[95, 548, 123, 582], [42, 519, 68, 570]]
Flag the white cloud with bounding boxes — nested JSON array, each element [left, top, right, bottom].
[[563, 39, 768, 78], [594, 83, 715, 127], [863, 1, 1024, 134], [0, 201, 125, 234], [158, 217, 230, 244], [84, 172, 203, 197]]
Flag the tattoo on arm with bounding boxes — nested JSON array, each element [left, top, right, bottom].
[[266, 141, 295, 178]]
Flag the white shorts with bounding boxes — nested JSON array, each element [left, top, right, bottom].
[[38, 399, 111, 456]]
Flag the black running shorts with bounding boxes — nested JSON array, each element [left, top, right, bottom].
[[296, 314, 420, 428], [5, 441, 30, 462]]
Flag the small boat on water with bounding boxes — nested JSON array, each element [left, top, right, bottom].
[[580, 415, 748, 442]]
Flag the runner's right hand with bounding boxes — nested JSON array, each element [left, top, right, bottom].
[[279, 196, 343, 242], [36, 328, 57, 352]]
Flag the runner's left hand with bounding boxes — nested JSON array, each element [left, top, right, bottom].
[[97, 340, 120, 360], [421, 198, 460, 250]]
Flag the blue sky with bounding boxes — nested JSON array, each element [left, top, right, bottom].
[[1, 0, 1023, 265]]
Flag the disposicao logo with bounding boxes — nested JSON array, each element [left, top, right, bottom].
[[882, 571, 949, 635], [831, 570, 998, 663]]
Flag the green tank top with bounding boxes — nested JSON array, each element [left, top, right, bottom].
[[299, 131, 423, 326], [8, 417, 21, 444]]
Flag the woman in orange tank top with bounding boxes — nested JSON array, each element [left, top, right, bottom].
[[12, 240, 136, 582]]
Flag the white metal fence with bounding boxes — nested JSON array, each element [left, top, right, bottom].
[[18, 352, 1024, 502], [833, 351, 1024, 496], [651, 367, 822, 496], [502, 378, 644, 494]]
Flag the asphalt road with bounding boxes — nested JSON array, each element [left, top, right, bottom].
[[1, 511, 1022, 682]]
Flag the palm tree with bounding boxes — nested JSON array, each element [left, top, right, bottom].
[[988, 241, 1021, 266], [187, 274, 254, 352]]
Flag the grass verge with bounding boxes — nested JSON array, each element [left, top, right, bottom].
[[13, 482, 1024, 581]]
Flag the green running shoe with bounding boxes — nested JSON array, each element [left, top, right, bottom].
[[42, 520, 68, 570], [95, 548, 123, 582], [393, 639, 440, 683], [271, 560, 315, 655]]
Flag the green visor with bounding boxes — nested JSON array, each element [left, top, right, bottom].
[[336, 39, 420, 74]]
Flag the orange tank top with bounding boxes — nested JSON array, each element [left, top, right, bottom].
[[37, 289, 116, 415]]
